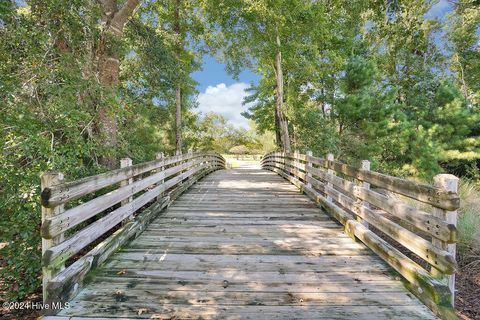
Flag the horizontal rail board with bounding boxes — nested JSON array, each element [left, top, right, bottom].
[[264, 154, 460, 210], [354, 186, 456, 243], [263, 161, 306, 181], [41, 152, 224, 207], [41, 157, 222, 238], [305, 165, 456, 242], [42, 163, 215, 267], [325, 161, 459, 210], [263, 157, 307, 171]]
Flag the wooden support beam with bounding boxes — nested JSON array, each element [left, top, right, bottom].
[[41, 171, 65, 306], [432, 174, 459, 306], [156, 152, 165, 202], [356, 160, 370, 228], [326, 153, 334, 202], [306, 151, 312, 188], [120, 157, 133, 224]]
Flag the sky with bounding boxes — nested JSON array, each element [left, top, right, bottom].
[[192, 56, 259, 129], [193, 0, 454, 129]]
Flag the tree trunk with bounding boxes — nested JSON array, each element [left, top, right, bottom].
[[174, 0, 183, 155], [94, 0, 139, 168], [175, 84, 182, 155], [95, 35, 120, 168], [274, 108, 282, 148], [274, 32, 291, 153]]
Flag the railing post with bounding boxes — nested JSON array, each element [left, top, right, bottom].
[[432, 174, 459, 306], [292, 150, 298, 178], [120, 158, 133, 223], [306, 151, 312, 188], [187, 148, 194, 177], [156, 152, 165, 201], [326, 153, 334, 202], [355, 160, 370, 228], [41, 171, 65, 304]]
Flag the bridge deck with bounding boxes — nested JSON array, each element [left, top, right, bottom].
[[54, 164, 438, 319]]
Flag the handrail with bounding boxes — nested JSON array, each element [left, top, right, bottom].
[[261, 151, 459, 320], [40, 151, 225, 313]]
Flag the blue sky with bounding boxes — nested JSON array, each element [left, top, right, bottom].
[[193, 0, 455, 129], [425, 0, 453, 19], [192, 55, 259, 93], [192, 55, 259, 128]]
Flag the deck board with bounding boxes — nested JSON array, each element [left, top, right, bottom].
[[55, 165, 438, 319]]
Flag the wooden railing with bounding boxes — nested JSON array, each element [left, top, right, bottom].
[[40, 151, 225, 311], [261, 151, 460, 319]]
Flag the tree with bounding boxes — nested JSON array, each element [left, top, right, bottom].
[[145, 0, 204, 155], [174, 0, 183, 154], [229, 145, 249, 157], [0, 0, 195, 299], [201, 0, 324, 152], [446, 0, 480, 104], [92, 0, 140, 168]]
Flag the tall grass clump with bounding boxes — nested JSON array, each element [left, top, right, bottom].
[[457, 180, 480, 264]]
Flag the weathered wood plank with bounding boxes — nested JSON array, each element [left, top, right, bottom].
[[95, 269, 397, 283], [42, 163, 213, 268], [125, 241, 369, 256], [42, 158, 210, 238], [265, 154, 460, 210], [58, 303, 437, 319], [305, 168, 456, 242], [42, 152, 223, 207], [104, 253, 389, 272], [75, 290, 419, 306], [82, 277, 406, 293]]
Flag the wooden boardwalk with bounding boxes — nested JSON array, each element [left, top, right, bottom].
[[54, 163, 438, 319]]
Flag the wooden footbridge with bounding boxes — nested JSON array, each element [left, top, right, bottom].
[[40, 151, 460, 319]]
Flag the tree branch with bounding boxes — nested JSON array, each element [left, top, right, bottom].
[[111, 0, 140, 35]]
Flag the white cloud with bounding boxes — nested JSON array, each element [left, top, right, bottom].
[[197, 83, 252, 129]]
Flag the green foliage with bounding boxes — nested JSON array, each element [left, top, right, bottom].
[[236, 0, 479, 178], [229, 145, 249, 155], [447, 0, 480, 105], [335, 57, 396, 162], [0, 0, 201, 301], [191, 113, 271, 154]]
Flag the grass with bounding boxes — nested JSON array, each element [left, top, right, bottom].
[[457, 180, 480, 263]]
